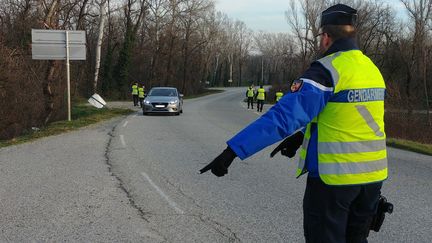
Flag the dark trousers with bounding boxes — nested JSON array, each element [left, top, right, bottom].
[[139, 98, 144, 107], [247, 97, 254, 109], [133, 95, 139, 106], [303, 177, 382, 243], [256, 100, 264, 112]]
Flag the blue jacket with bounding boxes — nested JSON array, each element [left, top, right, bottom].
[[227, 38, 359, 177]]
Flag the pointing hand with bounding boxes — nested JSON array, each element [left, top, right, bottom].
[[199, 147, 237, 177], [270, 131, 304, 158]]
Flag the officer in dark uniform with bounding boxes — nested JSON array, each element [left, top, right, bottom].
[[256, 85, 266, 112], [246, 85, 255, 109], [131, 82, 139, 106], [200, 4, 388, 243]]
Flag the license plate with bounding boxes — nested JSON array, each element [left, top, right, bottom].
[[155, 105, 165, 108]]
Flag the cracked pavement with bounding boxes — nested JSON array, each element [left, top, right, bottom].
[[0, 118, 163, 242], [1, 88, 431, 242]]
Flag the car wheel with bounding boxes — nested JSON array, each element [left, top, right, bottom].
[[143, 111, 147, 115]]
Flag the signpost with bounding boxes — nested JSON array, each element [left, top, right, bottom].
[[32, 29, 86, 121]]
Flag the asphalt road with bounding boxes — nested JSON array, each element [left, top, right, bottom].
[[0, 87, 431, 242]]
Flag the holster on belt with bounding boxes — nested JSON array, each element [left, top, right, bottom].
[[370, 195, 393, 232]]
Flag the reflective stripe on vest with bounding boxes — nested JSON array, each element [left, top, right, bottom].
[[297, 136, 310, 175], [319, 158, 387, 175], [276, 92, 283, 101], [317, 139, 386, 154], [132, 85, 138, 95], [138, 87, 145, 98], [247, 88, 255, 97], [297, 50, 387, 185], [257, 88, 265, 100]]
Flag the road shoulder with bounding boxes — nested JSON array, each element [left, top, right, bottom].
[[0, 117, 164, 242]]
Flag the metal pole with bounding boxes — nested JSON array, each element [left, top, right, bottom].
[[66, 30, 71, 121], [261, 57, 264, 85], [230, 54, 233, 86]]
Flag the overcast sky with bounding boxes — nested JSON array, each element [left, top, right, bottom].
[[214, 0, 408, 33]]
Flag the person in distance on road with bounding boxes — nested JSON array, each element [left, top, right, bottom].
[[131, 82, 139, 106], [256, 85, 265, 112], [246, 84, 255, 109], [275, 89, 284, 102], [200, 4, 388, 243], [138, 85, 145, 108]]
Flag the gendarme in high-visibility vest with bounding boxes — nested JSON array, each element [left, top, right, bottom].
[[257, 88, 265, 100], [247, 88, 255, 97], [132, 84, 138, 95], [298, 50, 387, 186], [275, 92, 283, 101], [138, 87, 145, 98]]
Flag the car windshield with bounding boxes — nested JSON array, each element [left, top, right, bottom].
[[148, 89, 177, 97]]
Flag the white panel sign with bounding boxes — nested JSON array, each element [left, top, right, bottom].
[[31, 29, 86, 60], [31, 29, 87, 121], [32, 43, 86, 60], [88, 93, 107, 109], [32, 29, 86, 44]]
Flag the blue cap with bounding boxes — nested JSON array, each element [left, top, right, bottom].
[[320, 4, 357, 27]]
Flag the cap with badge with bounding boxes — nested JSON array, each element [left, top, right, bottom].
[[320, 4, 357, 27]]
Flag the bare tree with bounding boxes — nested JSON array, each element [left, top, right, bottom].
[[400, 0, 432, 124], [285, 0, 324, 70], [93, 0, 107, 93]]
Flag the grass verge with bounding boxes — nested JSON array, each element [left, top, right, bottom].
[[0, 104, 133, 148], [387, 138, 432, 156], [184, 89, 224, 99]]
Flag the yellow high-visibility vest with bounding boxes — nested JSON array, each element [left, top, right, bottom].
[[247, 88, 255, 97], [275, 92, 283, 101], [257, 88, 265, 100], [298, 50, 387, 185], [138, 87, 145, 98], [132, 84, 138, 95]]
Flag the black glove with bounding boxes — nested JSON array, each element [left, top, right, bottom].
[[270, 131, 304, 158], [199, 146, 237, 177]]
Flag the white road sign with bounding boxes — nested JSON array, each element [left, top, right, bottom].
[[88, 94, 107, 109], [31, 29, 87, 121], [31, 29, 86, 60], [32, 43, 86, 60], [32, 29, 86, 44]]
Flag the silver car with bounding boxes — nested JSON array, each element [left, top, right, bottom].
[[142, 87, 183, 115]]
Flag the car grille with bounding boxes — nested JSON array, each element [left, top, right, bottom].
[[151, 102, 168, 108]]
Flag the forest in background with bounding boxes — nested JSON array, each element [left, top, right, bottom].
[[0, 0, 431, 143]]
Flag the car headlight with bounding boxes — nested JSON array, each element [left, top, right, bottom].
[[169, 100, 179, 104], [144, 100, 151, 104]]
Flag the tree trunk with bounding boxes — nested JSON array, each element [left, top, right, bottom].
[[164, 35, 175, 86], [93, 0, 107, 93], [43, 0, 61, 124], [423, 48, 431, 126]]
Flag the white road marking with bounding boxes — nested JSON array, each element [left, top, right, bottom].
[[141, 172, 184, 215], [122, 121, 129, 127], [120, 135, 126, 147], [254, 112, 260, 115]]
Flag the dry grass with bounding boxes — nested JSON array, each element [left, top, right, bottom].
[[0, 104, 132, 148], [387, 138, 432, 156]]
